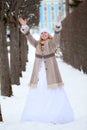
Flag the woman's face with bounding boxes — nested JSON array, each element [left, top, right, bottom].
[[40, 32, 49, 40]]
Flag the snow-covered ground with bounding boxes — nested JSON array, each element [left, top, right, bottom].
[[0, 33, 87, 130]]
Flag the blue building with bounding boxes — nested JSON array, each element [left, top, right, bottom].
[[39, 0, 65, 33]]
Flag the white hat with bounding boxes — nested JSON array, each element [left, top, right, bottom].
[[40, 28, 50, 35]]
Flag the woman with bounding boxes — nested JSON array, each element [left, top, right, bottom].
[[18, 17, 74, 124]]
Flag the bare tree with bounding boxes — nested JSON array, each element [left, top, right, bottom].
[[0, 1, 12, 96], [0, 0, 41, 95], [0, 105, 3, 121], [60, 0, 87, 73], [65, 0, 70, 16]]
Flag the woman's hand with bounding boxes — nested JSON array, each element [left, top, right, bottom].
[[18, 17, 27, 25], [18, 17, 29, 35]]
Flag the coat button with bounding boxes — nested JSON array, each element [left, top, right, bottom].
[[44, 60, 46, 63], [45, 68, 47, 70]]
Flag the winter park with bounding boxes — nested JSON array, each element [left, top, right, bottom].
[[0, 0, 87, 130]]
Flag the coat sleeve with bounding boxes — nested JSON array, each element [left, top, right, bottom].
[[21, 25, 38, 48], [50, 22, 62, 50]]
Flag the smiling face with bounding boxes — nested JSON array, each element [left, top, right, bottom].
[[40, 32, 49, 41]]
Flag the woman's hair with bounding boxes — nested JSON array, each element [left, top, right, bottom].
[[39, 33, 53, 44]]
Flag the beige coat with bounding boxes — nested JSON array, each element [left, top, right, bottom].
[[25, 26, 64, 88]]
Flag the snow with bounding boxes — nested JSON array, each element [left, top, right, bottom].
[[0, 33, 87, 130]]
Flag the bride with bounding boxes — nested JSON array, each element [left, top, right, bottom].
[[18, 16, 74, 124]]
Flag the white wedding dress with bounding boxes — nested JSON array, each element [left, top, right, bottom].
[[21, 59, 74, 124]]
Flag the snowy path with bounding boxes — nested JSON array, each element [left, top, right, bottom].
[[0, 34, 87, 130]]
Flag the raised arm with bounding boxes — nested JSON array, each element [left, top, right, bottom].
[[18, 17, 38, 48], [50, 15, 62, 50]]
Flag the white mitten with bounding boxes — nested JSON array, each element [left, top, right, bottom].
[[54, 21, 62, 33], [20, 25, 29, 35], [56, 21, 61, 27]]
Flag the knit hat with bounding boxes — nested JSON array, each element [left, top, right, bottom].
[[40, 28, 50, 35]]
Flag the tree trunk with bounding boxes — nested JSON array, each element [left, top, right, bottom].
[[65, 0, 70, 16], [0, 24, 1, 95], [19, 32, 28, 72], [10, 23, 20, 85], [0, 105, 3, 121], [0, 20, 12, 96]]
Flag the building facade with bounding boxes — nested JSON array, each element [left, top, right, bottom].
[[39, 0, 65, 33]]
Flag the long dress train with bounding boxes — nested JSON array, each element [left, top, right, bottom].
[[21, 59, 74, 124]]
